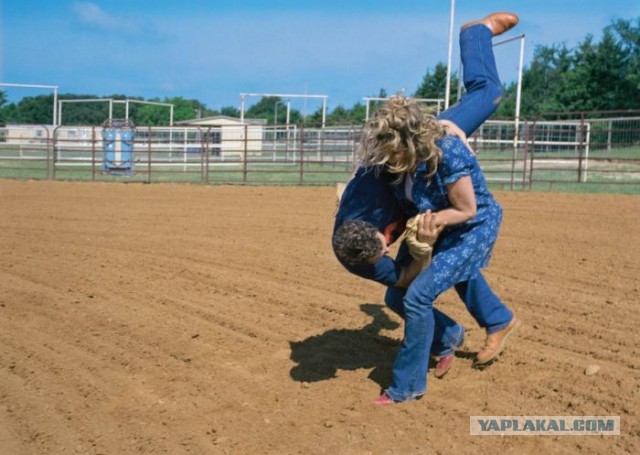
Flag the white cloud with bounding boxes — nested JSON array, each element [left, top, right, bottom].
[[71, 1, 167, 40], [72, 2, 121, 30]]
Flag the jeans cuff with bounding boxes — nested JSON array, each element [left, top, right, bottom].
[[486, 314, 514, 334], [385, 388, 425, 403], [435, 347, 454, 357]]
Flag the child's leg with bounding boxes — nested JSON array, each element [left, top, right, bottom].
[[384, 242, 464, 358], [437, 23, 504, 136], [386, 262, 452, 401], [385, 285, 464, 357], [432, 308, 465, 357]]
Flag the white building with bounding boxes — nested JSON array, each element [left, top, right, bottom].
[[176, 115, 266, 157]]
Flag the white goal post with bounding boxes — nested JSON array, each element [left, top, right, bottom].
[[57, 98, 174, 126], [0, 82, 59, 125], [239, 92, 329, 127]]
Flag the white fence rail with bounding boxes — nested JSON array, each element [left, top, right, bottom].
[[1, 117, 638, 190]]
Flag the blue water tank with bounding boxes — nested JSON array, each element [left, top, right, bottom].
[[102, 119, 135, 175]]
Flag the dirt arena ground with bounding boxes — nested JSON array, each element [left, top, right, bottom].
[[1, 179, 638, 454]]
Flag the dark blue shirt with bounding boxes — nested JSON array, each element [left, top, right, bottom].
[[333, 165, 409, 286]]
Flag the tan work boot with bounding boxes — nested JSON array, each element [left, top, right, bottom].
[[462, 12, 519, 37], [474, 315, 520, 366]]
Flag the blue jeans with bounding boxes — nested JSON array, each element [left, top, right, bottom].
[[385, 243, 465, 357], [386, 269, 513, 401], [437, 24, 504, 137], [454, 273, 513, 335], [385, 23, 512, 402], [385, 286, 465, 357]]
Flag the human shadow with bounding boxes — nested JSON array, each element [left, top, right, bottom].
[[289, 303, 400, 388]]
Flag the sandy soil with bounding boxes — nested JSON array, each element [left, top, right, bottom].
[[0, 179, 638, 454]]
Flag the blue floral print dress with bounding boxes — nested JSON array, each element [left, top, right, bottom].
[[401, 134, 503, 296]]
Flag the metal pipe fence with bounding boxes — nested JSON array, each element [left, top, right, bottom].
[[1, 115, 638, 192]]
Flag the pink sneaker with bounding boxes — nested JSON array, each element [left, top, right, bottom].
[[373, 392, 396, 406], [433, 353, 455, 379]]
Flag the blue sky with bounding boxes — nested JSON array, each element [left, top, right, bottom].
[[2, 0, 639, 113]]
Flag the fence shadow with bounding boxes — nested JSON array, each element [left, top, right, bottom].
[[289, 303, 401, 388]]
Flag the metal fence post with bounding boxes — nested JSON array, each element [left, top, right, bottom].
[[577, 112, 585, 183], [147, 126, 152, 184], [91, 126, 97, 181], [299, 123, 305, 184], [52, 126, 59, 180], [243, 124, 248, 183], [521, 120, 529, 190], [45, 127, 51, 180], [203, 127, 209, 184], [509, 120, 516, 191], [528, 120, 536, 190], [351, 124, 357, 172]]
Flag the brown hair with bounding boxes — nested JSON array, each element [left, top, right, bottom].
[[333, 220, 381, 264], [360, 96, 445, 181]]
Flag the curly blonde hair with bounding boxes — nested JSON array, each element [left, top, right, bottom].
[[360, 96, 445, 180]]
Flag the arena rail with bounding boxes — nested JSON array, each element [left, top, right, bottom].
[[0, 114, 638, 193]]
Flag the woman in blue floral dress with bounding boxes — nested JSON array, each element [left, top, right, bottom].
[[361, 13, 521, 405]]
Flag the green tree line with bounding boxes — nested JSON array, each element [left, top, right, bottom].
[[1, 17, 637, 127]]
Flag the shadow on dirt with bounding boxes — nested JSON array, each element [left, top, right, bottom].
[[289, 303, 400, 388]]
